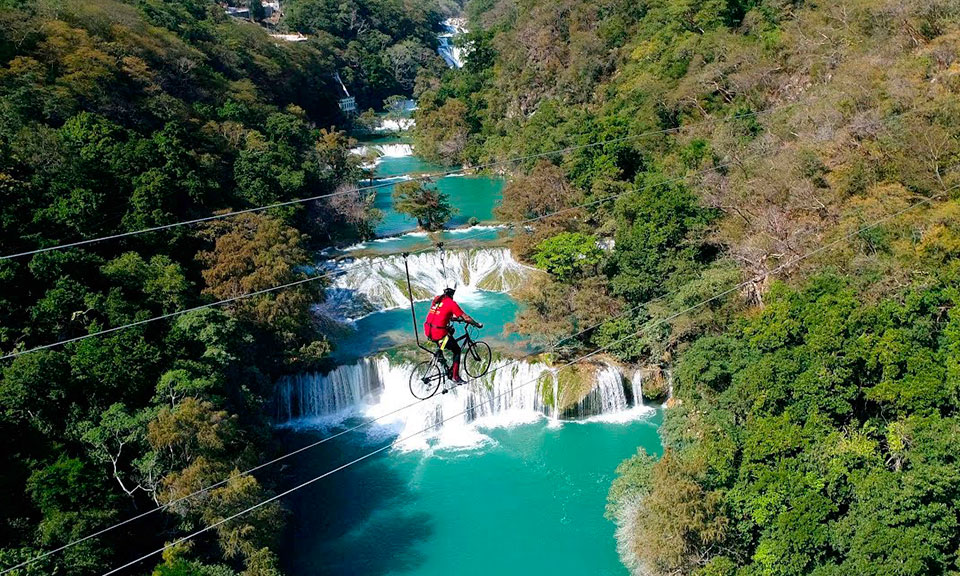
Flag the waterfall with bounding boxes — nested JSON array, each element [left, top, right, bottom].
[[275, 357, 554, 449], [552, 372, 560, 420], [560, 364, 629, 419], [351, 143, 414, 158], [631, 370, 644, 406], [438, 18, 466, 68], [333, 71, 350, 97], [274, 356, 646, 448], [274, 357, 398, 423], [350, 143, 414, 169], [375, 118, 415, 132], [322, 248, 529, 320]]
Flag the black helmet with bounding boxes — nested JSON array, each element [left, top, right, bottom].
[[443, 287, 456, 297]]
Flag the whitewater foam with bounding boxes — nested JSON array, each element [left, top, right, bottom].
[[352, 143, 414, 158], [369, 175, 413, 184], [322, 247, 529, 320], [375, 119, 415, 132], [275, 356, 648, 452], [574, 405, 657, 424], [438, 18, 467, 68]]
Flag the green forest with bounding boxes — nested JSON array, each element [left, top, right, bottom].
[[279, 0, 452, 108], [2, 0, 960, 574], [410, 0, 960, 574], [0, 0, 437, 573]]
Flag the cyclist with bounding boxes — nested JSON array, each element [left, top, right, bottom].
[[423, 287, 482, 383]]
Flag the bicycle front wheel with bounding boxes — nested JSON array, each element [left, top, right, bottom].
[[409, 359, 443, 400], [463, 340, 492, 379]]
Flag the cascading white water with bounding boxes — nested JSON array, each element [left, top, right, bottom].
[[275, 357, 556, 449], [631, 370, 644, 406], [333, 71, 350, 97], [275, 357, 648, 448], [274, 357, 397, 424], [561, 364, 630, 418], [594, 365, 630, 412], [375, 118, 415, 132], [552, 372, 560, 420], [351, 143, 414, 159], [322, 248, 529, 320], [350, 143, 415, 169], [438, 18, 467, 68]]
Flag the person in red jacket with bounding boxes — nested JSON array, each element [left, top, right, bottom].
[[423, 287, 482, 383]]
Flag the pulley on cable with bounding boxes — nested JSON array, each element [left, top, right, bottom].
[[436, 241, 455, 291]]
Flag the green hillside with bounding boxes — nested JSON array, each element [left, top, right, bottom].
[[414, 0, 960, 574]]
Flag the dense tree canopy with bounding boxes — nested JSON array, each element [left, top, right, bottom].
[[281, 0, 450, 108], [412, 0, 960, 574], [2, 0, 960, 573], [0, 0, 429, 573], [609, 273, 960, 576]]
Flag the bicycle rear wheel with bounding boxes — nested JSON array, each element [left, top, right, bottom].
[[463, 340, 492, 379], [409, 359, 444, 400]]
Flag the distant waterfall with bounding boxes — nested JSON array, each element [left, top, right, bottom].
[[333, 71, 350, 97], [323, 248, 529, 320], [631, 370, 644, 405], [438, 18, 466, 68], [560, 365, 630, 419], [351, 143, 414, 159], [275, 356, 647, 447]]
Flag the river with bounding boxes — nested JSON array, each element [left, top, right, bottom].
[[278, 27, 662, 574], [279, 414, 662, 576], [355, 136, 506, 236]]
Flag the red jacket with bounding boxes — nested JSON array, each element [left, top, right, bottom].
[[424, 296, 464, 341]]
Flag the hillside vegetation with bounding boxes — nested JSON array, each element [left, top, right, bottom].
[[280, 0, 451, 108], [0, 0, 436, 574], [418, 0, 960, 573], [2, 0, 960, 573]]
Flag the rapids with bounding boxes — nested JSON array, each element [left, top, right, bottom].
[[322, 247, 530, 320]]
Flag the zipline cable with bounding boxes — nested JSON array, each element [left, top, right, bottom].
[[4, 101, 938, 360], [95, 185, 950, 576], [7, 175, 952, 575], [3, 108, 950, 572], [2, 142, 782, 568], [0, 156, 746, 361], [94, 317, 706, 576], [438, 242, 448, 285], [0, 259, 679, 575], [0, 106, 794, 262], [4, 153, 954, 572]]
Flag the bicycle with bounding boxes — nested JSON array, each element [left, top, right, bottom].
[[409, 319, 493, 400]]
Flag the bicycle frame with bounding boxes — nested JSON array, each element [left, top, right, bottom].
[[431, 322, 475, 370], [409, 319, 491, 399], [454, 322, 477, 345]]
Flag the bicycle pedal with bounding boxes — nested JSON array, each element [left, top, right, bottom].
[[441, 388, 449, 395]]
